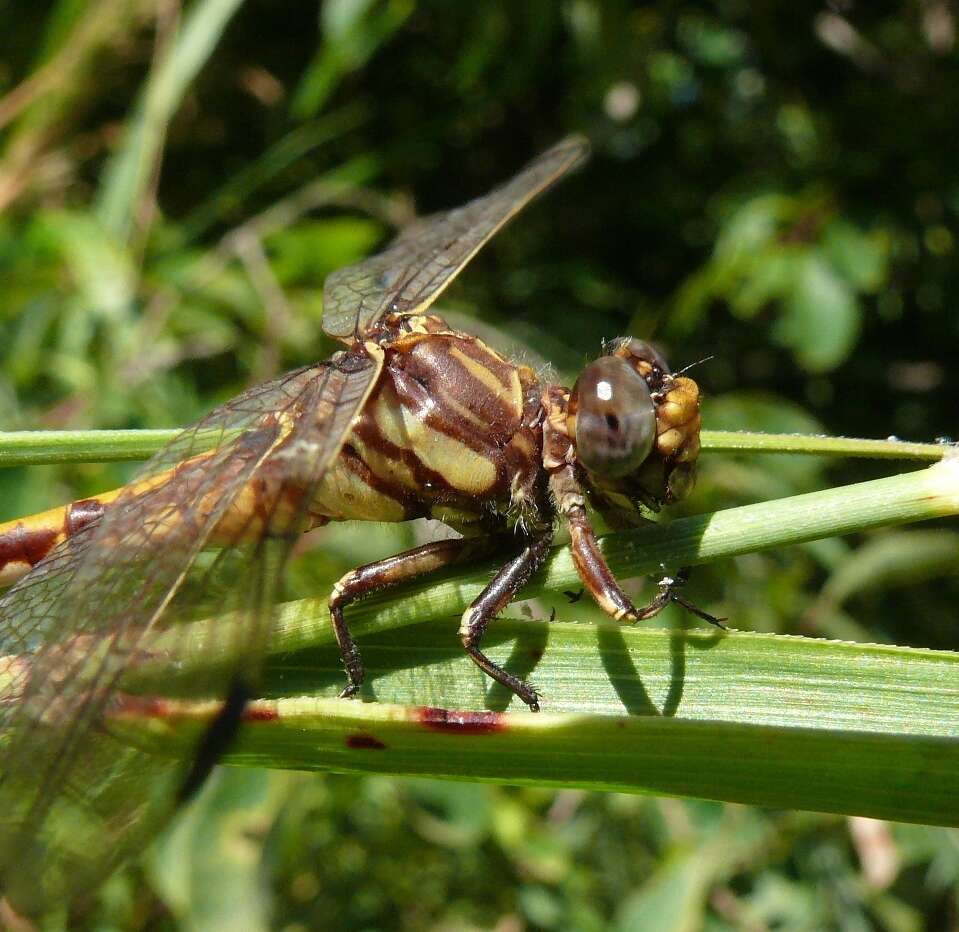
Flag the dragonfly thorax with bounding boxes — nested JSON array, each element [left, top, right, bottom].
[[309, 314, 547, 534]]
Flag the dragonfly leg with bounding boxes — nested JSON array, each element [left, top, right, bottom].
[[458, 530, 553, 712], [553, 465, 724, 627], [330, 535, 506, 699]]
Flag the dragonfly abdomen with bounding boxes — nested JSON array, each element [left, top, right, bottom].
[[0, 496, 111, 585]]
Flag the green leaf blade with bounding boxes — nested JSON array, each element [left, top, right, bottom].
[[110, 618, 959, 827]]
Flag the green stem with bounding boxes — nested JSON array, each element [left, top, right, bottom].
[[0, 429, 181, 466], [108, 459, 959, 825], [7, 454, 958, 825], [700, 429, 949, 460], [0, 428, 949, 467]]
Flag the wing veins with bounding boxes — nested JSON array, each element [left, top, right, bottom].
[[0, 353, 383, 906], [322, 136, 589, 340]]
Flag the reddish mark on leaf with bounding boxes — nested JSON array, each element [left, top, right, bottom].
[[416, 707, 505, 735], [346, 733, 387, 750], [107, 695, 278, 723], [243, 706, 279, 722], [109, 694, 173, 718]]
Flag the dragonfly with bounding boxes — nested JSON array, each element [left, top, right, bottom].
[[0, 135, 720, 915]]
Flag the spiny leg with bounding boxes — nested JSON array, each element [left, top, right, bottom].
[[564, 504, 637, 621], [552, 465, 723, 627], [330, 535, 506, 699], [458, 530, 553, 712], [568, 507, 725, 626]]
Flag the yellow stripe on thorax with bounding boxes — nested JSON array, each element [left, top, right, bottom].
[[448, 346, 523, 415], [310, 456, 408, 523], [365, 379, 499, 496]]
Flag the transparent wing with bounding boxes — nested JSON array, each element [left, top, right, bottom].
[[0, 349, 381, 914], [323, 135, 589, 341]]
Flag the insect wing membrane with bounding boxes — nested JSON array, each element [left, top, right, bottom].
[[0, 353, 381, 914], [322, 135, 589, 341]]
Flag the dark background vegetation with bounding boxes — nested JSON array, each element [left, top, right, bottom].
[[2, 1, 958, 928]]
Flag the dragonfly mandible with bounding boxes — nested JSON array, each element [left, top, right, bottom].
[[0, 135, 720, 915]]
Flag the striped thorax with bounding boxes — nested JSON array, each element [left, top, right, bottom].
[[310, 313, 546, 534]]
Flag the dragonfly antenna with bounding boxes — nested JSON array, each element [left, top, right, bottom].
[[676, 355, 715, 376]]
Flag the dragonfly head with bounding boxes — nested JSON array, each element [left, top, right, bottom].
[[567, 337, 702, 514]]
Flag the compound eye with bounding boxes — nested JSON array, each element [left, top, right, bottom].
[[569, 356, 656, 478]]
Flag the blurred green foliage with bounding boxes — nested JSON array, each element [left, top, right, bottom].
[[2, 0, 958, 928]]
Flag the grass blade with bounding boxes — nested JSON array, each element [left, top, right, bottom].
[[96, 0, 248, 239], [109, 624, 959, 826]]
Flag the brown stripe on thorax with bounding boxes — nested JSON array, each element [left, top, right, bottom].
[[350, 403, 453, 496], [308, 421, 418, 524], [335, 333, 525, 502], [389, 331, 524, 453], [334, 328, 546, 515], [339, 442, 420, 517], [332, 381, 497, 528]]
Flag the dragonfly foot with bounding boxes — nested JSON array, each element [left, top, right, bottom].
[[662, 567, 727, 629], [523, 686, 542, 713], [628, 567, 727, 629]]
